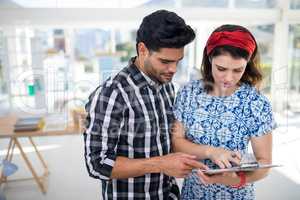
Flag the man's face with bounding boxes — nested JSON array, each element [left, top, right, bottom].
[[141, 46, 184, 84]]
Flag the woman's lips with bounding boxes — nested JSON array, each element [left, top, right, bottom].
[[223, 83, 233, 88]]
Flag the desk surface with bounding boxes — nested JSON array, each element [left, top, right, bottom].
[[0, 115, 82, 138]]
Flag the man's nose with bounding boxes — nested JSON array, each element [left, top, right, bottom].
[[168, 63, 177, 74]]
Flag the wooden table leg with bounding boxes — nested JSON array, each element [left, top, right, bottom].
[[0, 138, 15, 185], [28, 137, 49, 175], [13, 137, 47, 194], [4, 138, 13, 160], [7, 139, 15, 162]]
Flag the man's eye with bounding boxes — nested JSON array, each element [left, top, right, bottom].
[[161, 60, 170, 64]]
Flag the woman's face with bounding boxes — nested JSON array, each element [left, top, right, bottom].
[[211, 53, 247, 95]]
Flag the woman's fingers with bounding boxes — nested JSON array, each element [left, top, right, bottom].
[[211, 149, 243, 170], [228, 156, 241, 165], [222, 151, 242, 167], [214, 160, 225, 169], [222, 159, 232, 168], [213, 151, 241, 168]]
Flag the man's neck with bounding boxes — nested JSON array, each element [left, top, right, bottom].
[[134, 57, 144, 72], [134, 57, 162, 85]]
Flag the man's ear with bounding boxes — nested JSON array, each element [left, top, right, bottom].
[[137, 42, 149, 57]]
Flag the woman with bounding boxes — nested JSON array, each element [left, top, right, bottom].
[[172, 24, 276, 200]]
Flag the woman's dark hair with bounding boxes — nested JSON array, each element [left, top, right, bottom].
[[201, 24, 262, 92], [136, 10, 195, 54]]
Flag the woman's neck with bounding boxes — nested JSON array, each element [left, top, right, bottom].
[[210, 85, 239, 97]]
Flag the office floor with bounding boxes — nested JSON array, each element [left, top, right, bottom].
[[0, 114, 300, 200]]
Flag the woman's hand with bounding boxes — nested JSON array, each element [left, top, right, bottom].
[[197, 170, 240, 186], [206, 147, 241, 169]]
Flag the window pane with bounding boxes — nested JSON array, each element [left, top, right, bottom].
[[288, 25, 300, 112], [181, 0, 228, 8], [290, 0, 300, 9], [0, 31, 4, 91], [235, 0, 277, 8], [12, 96, 35, 111], [2, 0, 281, 8], [0, 30, 9, 113], [140, 0, 229, 8], [250, 24, 274, 95], [0, 0, 149, 8]]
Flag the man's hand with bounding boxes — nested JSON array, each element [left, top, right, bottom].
[[158, 153, 208, 178], [207, 147, 241, 169]]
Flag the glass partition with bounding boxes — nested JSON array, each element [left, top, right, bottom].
[[288, 24, 300, 111], [0, 26, 194, 113], [235, 0, 277, 8], [290, 0, 300, 9]]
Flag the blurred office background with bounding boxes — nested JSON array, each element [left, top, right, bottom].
[[0, 0, 299, 199]]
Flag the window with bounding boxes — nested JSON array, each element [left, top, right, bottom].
[[235, 0, 277, 9], [0, 0, 149, 8], [0, 30, 10, 112], [181, 0, 228, 8], [290, 0, 300, 9], [288, 24, 300, 111], [250, 24, 275, 94]]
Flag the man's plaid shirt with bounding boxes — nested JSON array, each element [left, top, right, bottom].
[[84, 57, 180, 199]]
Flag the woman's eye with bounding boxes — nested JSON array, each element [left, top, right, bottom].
[[234, 70, 243, 73], [217, 68, 225, 71]]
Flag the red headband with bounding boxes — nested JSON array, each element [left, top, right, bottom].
[[206, 30, 256, 57]]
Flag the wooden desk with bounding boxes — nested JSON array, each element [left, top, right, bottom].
[[0, 115, 82, 194]]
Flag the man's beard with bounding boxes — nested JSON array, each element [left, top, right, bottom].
[[144, 59, 162, 83]]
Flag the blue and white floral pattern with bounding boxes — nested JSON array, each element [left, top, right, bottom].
[[173, 80, 276, 200]]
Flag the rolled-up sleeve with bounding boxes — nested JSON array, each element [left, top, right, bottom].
[[83, 85, 124, 180]]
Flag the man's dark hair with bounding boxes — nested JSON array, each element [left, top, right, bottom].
[[136, 10, 195, 54]]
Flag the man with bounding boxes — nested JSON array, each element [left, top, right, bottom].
[[84, 10, 206, 199]]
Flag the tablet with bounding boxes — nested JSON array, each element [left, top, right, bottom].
[[201, 163, 282, 175]]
